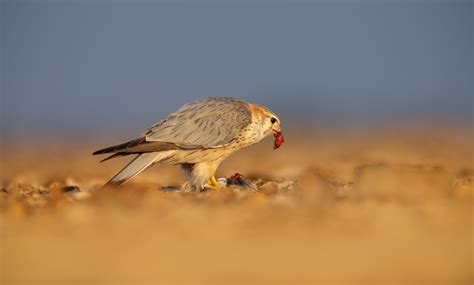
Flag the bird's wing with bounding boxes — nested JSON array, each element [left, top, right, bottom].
[[146, 97, 252, 148], [93, 137, 182, 156]]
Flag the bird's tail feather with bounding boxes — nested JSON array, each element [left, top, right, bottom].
[[104, 151, 172, 187]]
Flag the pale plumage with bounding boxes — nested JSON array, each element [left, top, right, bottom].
[[93, 97, 284, 188], [146, 97, 251, 148]]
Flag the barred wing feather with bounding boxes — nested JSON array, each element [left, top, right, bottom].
[[145, 97, 252, 148]]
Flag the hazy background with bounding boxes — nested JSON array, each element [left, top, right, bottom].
[[1, 1, 472, 139]]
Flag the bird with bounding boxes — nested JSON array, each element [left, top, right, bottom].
[[93, 97, 284, 189]]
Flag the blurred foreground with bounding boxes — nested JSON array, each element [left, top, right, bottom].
[[1, 128, 473, 284]]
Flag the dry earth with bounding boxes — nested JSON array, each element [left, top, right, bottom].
[[1, 128, 473, 285]]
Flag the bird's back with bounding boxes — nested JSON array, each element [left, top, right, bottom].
[[145, 97, 252, 148]]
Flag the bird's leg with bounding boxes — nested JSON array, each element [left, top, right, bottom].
[[191, 161, 222, 190], [207, 176, 221, 190]]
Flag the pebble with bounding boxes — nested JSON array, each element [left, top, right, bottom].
[[62, 186, 81, 193]]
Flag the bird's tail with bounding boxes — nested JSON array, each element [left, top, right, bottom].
[[104, 151, 173, 187]]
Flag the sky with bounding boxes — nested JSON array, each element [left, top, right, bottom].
[[1, 1, 472, 138]]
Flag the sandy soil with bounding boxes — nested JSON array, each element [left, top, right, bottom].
[[1, 128, 473, 285]]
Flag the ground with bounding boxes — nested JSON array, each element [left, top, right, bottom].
[[1, 128, 473, 284]]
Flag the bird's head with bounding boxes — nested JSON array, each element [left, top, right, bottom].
[[250, 104, 285, 149]]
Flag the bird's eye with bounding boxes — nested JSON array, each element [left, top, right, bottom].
[[271, 117, 277, 124]]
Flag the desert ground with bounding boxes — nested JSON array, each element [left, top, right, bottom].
[[1, 127, 473, 285]]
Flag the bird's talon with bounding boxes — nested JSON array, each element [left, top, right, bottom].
[[208, 176, 222, 190]]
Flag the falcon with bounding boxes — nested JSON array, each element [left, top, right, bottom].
[[93, 97, 284, 188]]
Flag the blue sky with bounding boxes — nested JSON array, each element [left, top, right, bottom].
[[2, 1, 472, 137]]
